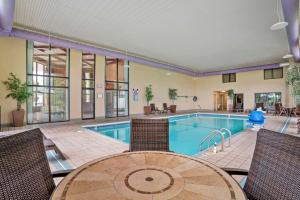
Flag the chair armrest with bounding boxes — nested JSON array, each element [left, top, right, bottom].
[[51, 169, 73, 178], [222, 168, 249, 176]]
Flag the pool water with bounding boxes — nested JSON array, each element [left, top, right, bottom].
[[86, 114, 247, 156]]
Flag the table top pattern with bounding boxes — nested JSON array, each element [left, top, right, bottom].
[[51, 151, 246, 200]]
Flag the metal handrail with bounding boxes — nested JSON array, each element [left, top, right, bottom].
[[199, 130, 225, 152], [219, 128, 231, 147]]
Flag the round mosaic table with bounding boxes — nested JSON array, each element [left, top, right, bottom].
[[51, 151, 246, 200]]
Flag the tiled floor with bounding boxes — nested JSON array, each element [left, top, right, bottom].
[[0, 111, 297, 183]]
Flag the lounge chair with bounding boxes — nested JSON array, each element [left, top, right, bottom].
[[162, 103, 170, 113], [150, 103, 161, 114], [128, 118, 170, 152], [274, 102, 288, 116], [233, 103, 243, 112], [0, 128, 72, 200], [223, 129, 300, 200]]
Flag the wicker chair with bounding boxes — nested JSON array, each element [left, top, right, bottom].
[[223, 129, 300, 200], [129, 118, 170, 152], [0, 128, 71, 200]]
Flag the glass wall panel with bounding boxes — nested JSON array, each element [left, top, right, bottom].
[[50, 46, 68, 77], [105, 57, 129, 118], [50, 88, 69, 122], [27, 41, 69, 124], [105, 90, 118, 118], [27, 87, 50, 124], [118, 91, 129, 116], [118, 60, 129, 82], [82, 53, 95, 119], [105, 57, 117, 81], [82, 90, 95, 119], [255, 92, 282, 110]]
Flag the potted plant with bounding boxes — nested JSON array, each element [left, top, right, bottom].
[[2, 73, 32, 127], [226, 89, 234, 111], [168, 88, 178, 113], [144, 84, 154, 115]]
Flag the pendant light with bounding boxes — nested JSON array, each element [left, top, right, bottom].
[[270, 0, 288, 30]]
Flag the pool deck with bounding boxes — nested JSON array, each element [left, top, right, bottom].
[[0, 110, 298, 183]]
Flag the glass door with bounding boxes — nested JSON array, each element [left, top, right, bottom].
[[105, 57, 129, 118]]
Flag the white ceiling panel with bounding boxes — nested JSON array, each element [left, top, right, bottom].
[[14, 0, 289, 72]]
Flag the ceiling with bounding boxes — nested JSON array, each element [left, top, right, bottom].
[[14, 0, 290, 72]]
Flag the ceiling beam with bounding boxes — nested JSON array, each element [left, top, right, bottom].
[[8, 28, 196, 76], [0, 0, 15, 35], [1, 26, 282, 77], [281, 0, 300, 62]]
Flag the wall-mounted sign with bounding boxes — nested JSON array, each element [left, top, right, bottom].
[[97, 93, 103, 99], [132, 88, 139, 101]]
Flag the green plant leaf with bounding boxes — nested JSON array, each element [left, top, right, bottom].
[[145, 84, 154, 105], [2, 73, 32, 110]]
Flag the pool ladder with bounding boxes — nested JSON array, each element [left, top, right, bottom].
[[199, 128, 232, 152]]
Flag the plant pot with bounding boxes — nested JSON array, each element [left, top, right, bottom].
[[144, 106, 152, 115], [170, 105, 177, 113], [12, 109, 25, 127]]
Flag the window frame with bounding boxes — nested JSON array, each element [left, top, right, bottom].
[[104, 57, 130, 118], [264, 67, 283, 80], [81, 53, 96, 120], [222, 73, 236, 83], [26, 41, 70, 124]]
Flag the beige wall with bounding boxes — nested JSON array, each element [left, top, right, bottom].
[[69, 50, 82, 119], [95, 55, 105, 117], [0, 37, 26, 124], [0, 37, 295, 126], [69, 52, 106, 120], [195, 69, 290, 110], [129, 62, 197, 114]]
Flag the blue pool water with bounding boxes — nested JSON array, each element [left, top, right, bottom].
[[86, 114, 248, 156]]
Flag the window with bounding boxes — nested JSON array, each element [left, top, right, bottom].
[[222, 73, 236, 83], [255, 92, 281, 110], [82, 53, 95, 119], [264, 68, 283, 79], [27, 41, 69, 124], [105, 57, 129, 118]]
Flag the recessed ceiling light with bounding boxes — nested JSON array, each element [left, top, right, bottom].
[[270, 22, 288, 30], [282, 54, 293, 59], [166, 72, 172, 76]]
